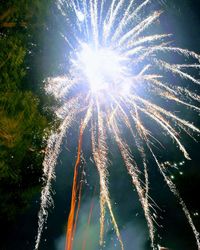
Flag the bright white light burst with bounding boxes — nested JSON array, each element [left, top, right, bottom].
[[74, 43, 128, 93]]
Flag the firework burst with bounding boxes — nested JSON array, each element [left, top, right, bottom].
[[35, 1, 200, 249]]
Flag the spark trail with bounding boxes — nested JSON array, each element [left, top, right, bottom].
[[35, 0, 200, 249], [66, 125, 83, 250]]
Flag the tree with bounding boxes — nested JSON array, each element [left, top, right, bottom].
[[0, 0, 55, 231]]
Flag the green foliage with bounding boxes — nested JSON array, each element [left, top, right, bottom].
[[0, 36, 26, 90], [0, 0, 55, 224], [0, 0, 51, 29]]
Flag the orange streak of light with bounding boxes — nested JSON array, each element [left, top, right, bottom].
[[72, 169, 84, 241], [65, 126, 83, 250]]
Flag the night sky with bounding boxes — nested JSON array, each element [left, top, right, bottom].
[[4, 1, 200, 250]]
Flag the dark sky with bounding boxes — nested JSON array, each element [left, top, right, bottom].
[[5, 1, 200, 250]]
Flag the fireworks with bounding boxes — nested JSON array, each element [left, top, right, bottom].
[[35, 1, 200, 250]]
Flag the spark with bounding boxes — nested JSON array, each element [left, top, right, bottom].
[[35, 1, 200, 250], [77, 11, 85, 22]]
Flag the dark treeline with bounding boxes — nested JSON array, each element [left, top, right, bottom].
[[0, 0, 58, 233]]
